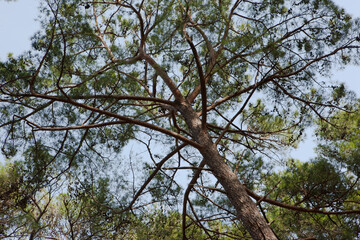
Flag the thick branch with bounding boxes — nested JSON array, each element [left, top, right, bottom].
[[28, 92, 201, 148], [140, 52, 186, 103], [182, 24, 207, 129]]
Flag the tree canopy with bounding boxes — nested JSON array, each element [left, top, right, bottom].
[[1, 0, 360, 239]]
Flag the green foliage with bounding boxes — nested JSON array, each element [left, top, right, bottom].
[[1, 0, 360, 238], [261, 105, 360, 239], [131, 209, 204, 240]]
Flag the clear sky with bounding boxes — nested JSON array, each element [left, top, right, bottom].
[[0, 0, 359, 162], [0, 0, 40, 61]]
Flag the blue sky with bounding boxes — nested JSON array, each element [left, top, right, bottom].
[[0, 0, 40, 61], [0, 0, 359, 162]]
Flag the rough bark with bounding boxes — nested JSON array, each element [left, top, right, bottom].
[[177, 101, 278, 240], [201, 143, 278, 240]]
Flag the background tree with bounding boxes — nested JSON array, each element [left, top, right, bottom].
[[1, 0, 360, 239]]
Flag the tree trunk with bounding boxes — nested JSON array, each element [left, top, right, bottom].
[[200, 141, 278, 240], [178, 102, 278, 240]]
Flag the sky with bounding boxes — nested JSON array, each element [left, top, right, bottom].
[[0, 0, 359, 162]]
